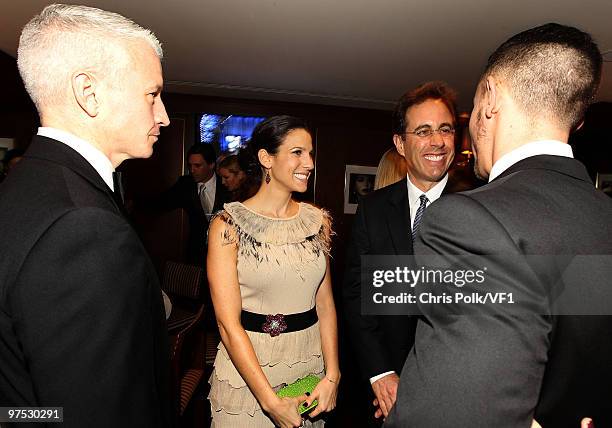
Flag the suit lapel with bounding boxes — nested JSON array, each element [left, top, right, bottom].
[[190, 178, 205, 215], [385, 179, 413, 254]]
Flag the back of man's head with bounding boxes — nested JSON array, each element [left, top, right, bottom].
[[17, 4, 163, 115], [484, 23, 601, 131]]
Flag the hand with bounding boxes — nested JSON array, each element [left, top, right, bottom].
[[266, 394, 308, 428], [531, 417, 593, 428], [306, 376, 339, 418], [371, 373, 399, 419]]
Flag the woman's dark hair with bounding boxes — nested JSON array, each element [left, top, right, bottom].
[[239, 115, 311, 186]]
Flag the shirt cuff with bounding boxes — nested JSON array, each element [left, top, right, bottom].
[[370, 371, 395, 384]]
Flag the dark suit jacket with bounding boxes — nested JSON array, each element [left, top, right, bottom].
[[157, 174, 227, 265], [343, 178, 447, 380], [0, 136, 173, 427], [387, 155, 612, 427]]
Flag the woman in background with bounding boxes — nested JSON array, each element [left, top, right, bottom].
[[218, 154, 259, 202], [218, 155, 245, 196], [207, 115, 339, 427], [374, 148, 407, 190]]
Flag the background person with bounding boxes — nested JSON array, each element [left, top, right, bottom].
[[374, 148, 407, 190], [154, 143, 228, 265], [218, 153, 258, 202]]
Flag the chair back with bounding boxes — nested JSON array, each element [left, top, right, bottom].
[[170, 304, 206, 420], [162, 261, 203, 299]]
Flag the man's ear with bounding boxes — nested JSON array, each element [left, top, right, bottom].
[[257, 148, 272, 169], [392, 134, 406, 157], [72, 72, 99, 117], [484, 75, 501, 119]]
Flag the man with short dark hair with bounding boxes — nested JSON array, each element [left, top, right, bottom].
[[343, 81, 459, 422], [157, 143, 227, 265], [0, 4, 172, 426], [387, 23, 612, 427]]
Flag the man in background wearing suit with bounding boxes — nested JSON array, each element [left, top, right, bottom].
[[0, 4, 173, 427], [157, 143, 227, 265], [387, 23, 612, 427], [343, 81, 458, 422]]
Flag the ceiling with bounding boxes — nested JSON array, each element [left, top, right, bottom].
[[2, 0, 612, 112]]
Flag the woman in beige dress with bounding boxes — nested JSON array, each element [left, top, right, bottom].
[[207, 115, 339, 427]]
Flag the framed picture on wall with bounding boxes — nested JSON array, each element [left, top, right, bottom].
[[596, 173, 612, 197], [344, 164, 377, 214]]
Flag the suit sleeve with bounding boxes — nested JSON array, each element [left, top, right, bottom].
[[342, 201, 394, 380], [386, 194, 551, 428], [11, 208, 170, 427]]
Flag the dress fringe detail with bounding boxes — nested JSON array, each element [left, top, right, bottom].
[[212, 202, 332, 280], [215, 202, 331, 251]]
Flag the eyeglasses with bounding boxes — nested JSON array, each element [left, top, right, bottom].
[[405, 125, 455, 139]]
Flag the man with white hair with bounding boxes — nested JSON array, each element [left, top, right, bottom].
[[0, 4, 172, 426]]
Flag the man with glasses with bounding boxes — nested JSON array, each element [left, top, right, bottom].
[[343, 81, 458, 423], [386, 24, 611, 427]]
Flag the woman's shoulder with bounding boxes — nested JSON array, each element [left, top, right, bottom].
[[300, 202, 332, 230], [299, 203, 333, 254]]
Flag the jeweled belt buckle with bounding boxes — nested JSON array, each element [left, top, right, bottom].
[[262, 313, 288, 337]]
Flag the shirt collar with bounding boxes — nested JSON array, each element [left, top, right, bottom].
[[407, 173, 448, 207], [205, 173, 216, 188], [489, 140, 573, 182], [37, 127, 115, 190], [198, 173, 216, 190]]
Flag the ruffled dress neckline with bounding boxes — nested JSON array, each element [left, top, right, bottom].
[[222, 201, 325, 246]]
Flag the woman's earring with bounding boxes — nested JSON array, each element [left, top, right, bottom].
[[265, 170, 271, 184]]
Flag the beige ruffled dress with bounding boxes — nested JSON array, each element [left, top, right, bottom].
[[208, 201, 331, 427]]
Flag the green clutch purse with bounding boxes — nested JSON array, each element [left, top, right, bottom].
[[276, 374, 320, 415]]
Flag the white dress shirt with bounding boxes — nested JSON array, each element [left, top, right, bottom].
[[370, 173, 448, 384], [488, 140, 573, 182], [407, 174, 448, 230], [37, 127, 115, 190], [197, 173, 217, 214]]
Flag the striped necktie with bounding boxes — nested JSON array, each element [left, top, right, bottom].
[[411, 194, 429, 242], [199, 183, 211, 214]]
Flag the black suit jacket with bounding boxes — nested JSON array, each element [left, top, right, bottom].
[[0, 136, 173, 427], [157, 174, 227, 265], [343, 178, 447, 380], [387, 155, 612, 427]]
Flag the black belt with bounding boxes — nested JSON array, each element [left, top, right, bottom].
[[241, 308, 318, 337]]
